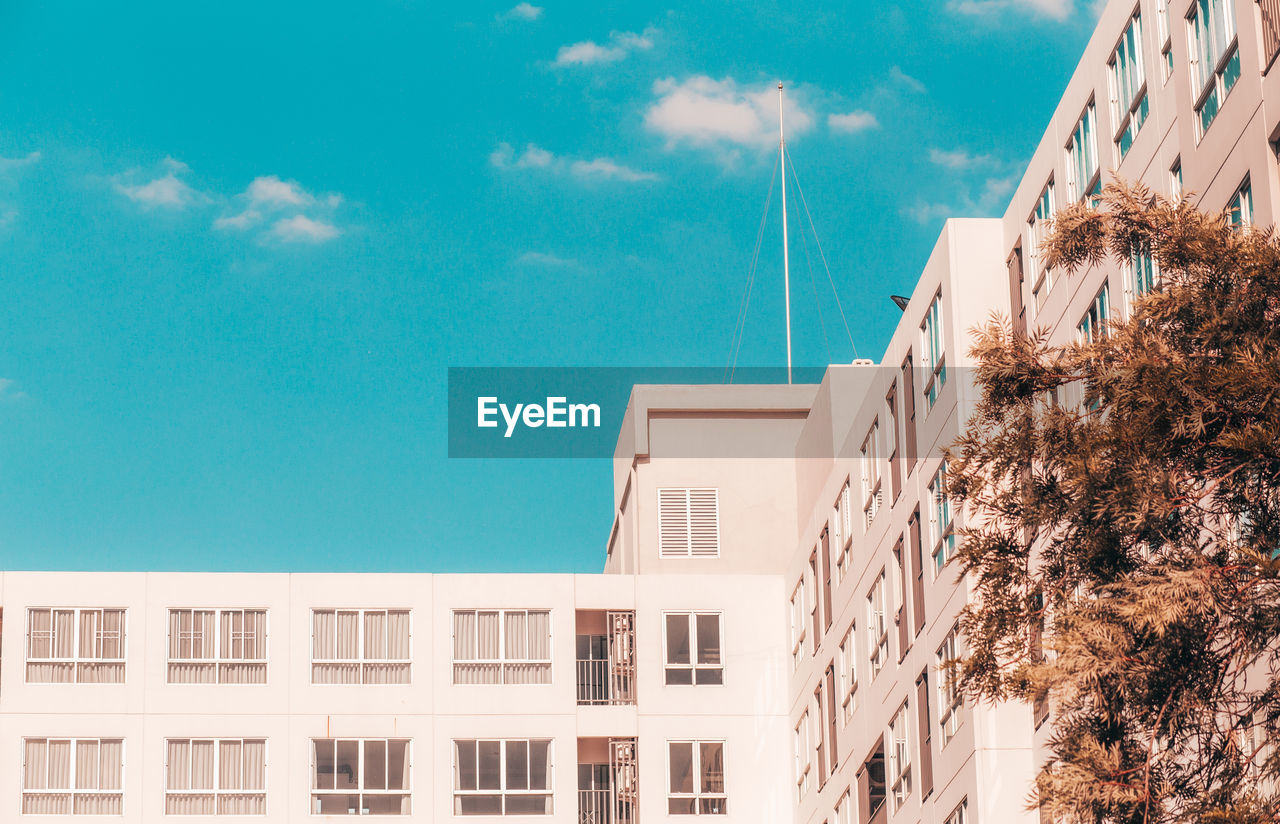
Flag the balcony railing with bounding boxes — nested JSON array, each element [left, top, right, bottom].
[[576, 659, 635, 705], [578, 789, 635, 824]]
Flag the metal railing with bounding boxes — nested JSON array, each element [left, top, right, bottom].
[[576, 659, 635, 705], [578, 788, 635, 824]]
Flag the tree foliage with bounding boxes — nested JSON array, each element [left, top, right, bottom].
[[947, 181, 1280, 824]]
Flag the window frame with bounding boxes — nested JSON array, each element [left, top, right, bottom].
[[1108, 10, 1149, 160], [310, 737, 412, 816], [1228, 177, 1253, 228], [1066, 101, 1100, 204], [1027, 180, 1056, 313], [833, 479, 853, 582], [21, 736, 126, 816], [920, 292, 947, 411], [310, 608, 413, 686], [928, 462, 957, 576], [1187, 0, 1240, 137], [666, 740, 727, 816], [838, 622, 858, 724], [789, 580, 807, 671], [451, 608, 553, 686], [25, 607, 128, 684], [794, 711, 812, 800], [1077, 282, 1111, 345], [866, 572, 889, 679], [166, 607, 269, 685], [860, 422, 882, 529], [887, 701, 913, 810], [937, 628, 964, 747], [164, 737, 268, 816], [662, 611, 725, 687], [451, 738, 553, 816]]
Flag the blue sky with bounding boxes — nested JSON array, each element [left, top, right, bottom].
[[0, 0, 1096, 572]]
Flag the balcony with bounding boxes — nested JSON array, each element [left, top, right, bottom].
[[575, 610, 635, 706], [578, 737, 637, 824]]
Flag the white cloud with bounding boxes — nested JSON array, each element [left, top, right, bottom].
[[0, 151, 41, 173], [889, 66, 927, 94], [492, 143, 657, 183], [517, 251, 580, 268], [246, 175, 311, 207], [553, 29, 654, 66], [947, 0, 1073, 21], [644, 76, 815, 155], [570, 158, 659, 182], [0, 378, 27, 402], [929, 147, 997, 170], [213, 209, 261, 230], [503, 2, 543, 20], [270, 214, 340, 243], [116, 173, 198, 208], [828, 111, 879, 133], [905, 171, 1019, 224]]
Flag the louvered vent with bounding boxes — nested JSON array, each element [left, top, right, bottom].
[[658, 488, 720, 558]]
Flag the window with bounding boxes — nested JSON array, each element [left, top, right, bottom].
[[860, 422, 882, 528], [1077, 283, 1111, 345], [658, 488, 720, 557], [1027, 181, 1055, 312], [22, 738, 124, 815], [1171, 158, 1183, 199], [928, 463, 957, 575], [937, 629, 964, 746], [834, 481, 853, 581], [165, 738, 266, 815], [452, 609, 551, 685], [26, 607, 125, 683], [664, 612, 723, 685], [1066, 103, 1100, 203], [1110, 12, 1148, 159], [946, 798, 969, 824], [1189, 0, 1239, 135], [1130, 249, 1157, 300], [887, 702, 913, 809], [834, 789, 852, 824], [838, 623, 858, 724], [167, 608, 267, 684], [311, 609, 411, 685], [312, 738, 410, 815], [866, 572, 889, 679], [921, 292, 947, 409], [667, 741, 726, 815], [1229, 178, 1253, 227], [789, 580, 807, 670], [1158, 0, 1174, 82], [453, 739, 551, 815], [794, 711, 812, 800]]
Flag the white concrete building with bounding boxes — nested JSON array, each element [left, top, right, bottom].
[[9, 0, 1280, 819]]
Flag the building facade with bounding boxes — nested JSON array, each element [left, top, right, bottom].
[[7, 0, 1280, 819]]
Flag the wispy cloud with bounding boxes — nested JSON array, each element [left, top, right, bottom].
[[516, 251, 581, 268], [569, 158, 659, 182], [905, 149, 1019, 224], [0, 378, 28, 402], [889, 66, 927, 94], [928, 147, 998, 170], [0, 151, 41, 173], [501, 2, 543, 21], [828, 111, 879, 134], [270, 214, 340, 243], [115, 157, 203, 209], [645, 76, 816, 159], [553, 29, 654, 66], [491, 142, 659, 183], [947, 0, 1073, 21]]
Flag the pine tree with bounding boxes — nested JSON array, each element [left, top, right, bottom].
[[947, 181, 1280, 824]]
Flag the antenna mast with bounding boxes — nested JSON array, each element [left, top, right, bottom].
[[778, 82, 792, 385]]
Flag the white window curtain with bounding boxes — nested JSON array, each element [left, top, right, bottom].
[[27, 608, 124, 684], [167, 738, 266, 815], [313, 609, 409, 685], [21, 738, 125, 816], [453, 609, 550, 685]]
